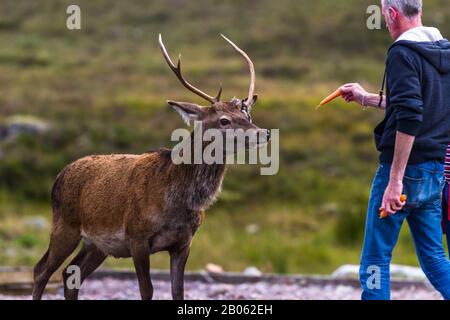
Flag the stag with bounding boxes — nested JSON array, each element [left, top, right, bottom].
[[32, 34, 270, 300]]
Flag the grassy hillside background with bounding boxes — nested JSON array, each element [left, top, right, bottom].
[[0, 0, 448, 274]]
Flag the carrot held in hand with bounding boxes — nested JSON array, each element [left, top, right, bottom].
[[379, 194, 407, 219], [316, 88, 342, 109]]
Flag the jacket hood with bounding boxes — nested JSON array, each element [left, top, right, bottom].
[[390, 27, 450, 74], [393, 39, 450, 74]]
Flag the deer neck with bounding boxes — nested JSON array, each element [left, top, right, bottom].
[[167, 137, 227, 211], [168, 162, 227, 212]]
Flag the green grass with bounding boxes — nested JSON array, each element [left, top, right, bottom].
[[0, 0, 449, 274]]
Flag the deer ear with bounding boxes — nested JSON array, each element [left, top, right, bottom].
[[251, 94, 258, 105], [167, 101, 203, 126]]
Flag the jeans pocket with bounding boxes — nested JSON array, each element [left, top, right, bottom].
[[402, 166, 445, 207], [403, 176, 424, 208], [403, 167, 428, 208]]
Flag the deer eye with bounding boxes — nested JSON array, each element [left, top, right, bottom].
[[219, 117, 231, 126]]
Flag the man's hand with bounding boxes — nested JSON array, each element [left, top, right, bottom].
[[339, 83, 386, 109], [340, 83, 368, 106], [381, 179, 405, 215]]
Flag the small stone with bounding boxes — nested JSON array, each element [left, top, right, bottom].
[[243, 266, 262, 276], [205, 263, 224, 273]]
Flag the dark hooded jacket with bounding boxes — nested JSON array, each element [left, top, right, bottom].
[[374, 39, 450, 164]]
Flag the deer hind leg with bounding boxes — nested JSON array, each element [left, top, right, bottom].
[[32, 227, 81, 300], [62, 242, 107, 300], [170, 245, 190, 300], [130, 240, 153, 300]]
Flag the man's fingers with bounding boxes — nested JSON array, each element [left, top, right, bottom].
[[340, 86, 353, 94], [393, 198, 403, 209], [343, 93, 354, 102], [381, 194, 406, 215], [387, 198, 404, 213], [381, 196, 395, 214], [390, 198, 405, 212], [385, 204, 395, 214]]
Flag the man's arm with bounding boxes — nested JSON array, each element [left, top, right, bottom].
[[381, 131, 414, 215], [381, 48, 424, 215]]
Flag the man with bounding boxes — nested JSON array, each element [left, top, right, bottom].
[[340, 0, 450, 300]]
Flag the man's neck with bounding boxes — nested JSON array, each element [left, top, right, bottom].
[[395, 19, 423, 40]]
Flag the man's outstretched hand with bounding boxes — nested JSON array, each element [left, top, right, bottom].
[[339, 83, 368, 106]]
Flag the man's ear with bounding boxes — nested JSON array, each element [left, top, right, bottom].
[[167, 100, 204, 126], [388, 7, 398, 20]]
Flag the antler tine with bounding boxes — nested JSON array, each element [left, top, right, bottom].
[[158, 34, 222, 104], [220, 34, 256, 107]]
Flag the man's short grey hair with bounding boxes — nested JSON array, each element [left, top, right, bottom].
[[382, 0, 422, 18]]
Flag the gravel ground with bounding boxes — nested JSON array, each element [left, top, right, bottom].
[[0, 277, 442, 300]]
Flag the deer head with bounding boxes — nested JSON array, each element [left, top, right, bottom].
[[159, 34, 270, 152]]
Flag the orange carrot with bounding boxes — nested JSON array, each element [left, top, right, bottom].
[[316, 88, 342, 109], [379, 194, 407, 219]]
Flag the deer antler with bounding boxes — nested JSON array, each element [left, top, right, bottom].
[[158, 34, 222, 104], [220, 34, 256, 108]]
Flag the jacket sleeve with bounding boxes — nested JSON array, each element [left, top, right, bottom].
[[387, 47, 423, 136]]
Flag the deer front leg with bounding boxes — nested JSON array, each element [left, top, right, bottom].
[[170, 245, 190, 300], [130, 241, 153, 300]]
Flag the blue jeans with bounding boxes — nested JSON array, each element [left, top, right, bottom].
[[359, 161, 450, 300]]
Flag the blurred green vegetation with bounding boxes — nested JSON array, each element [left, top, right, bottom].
[[0, 0, 448, 274]]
